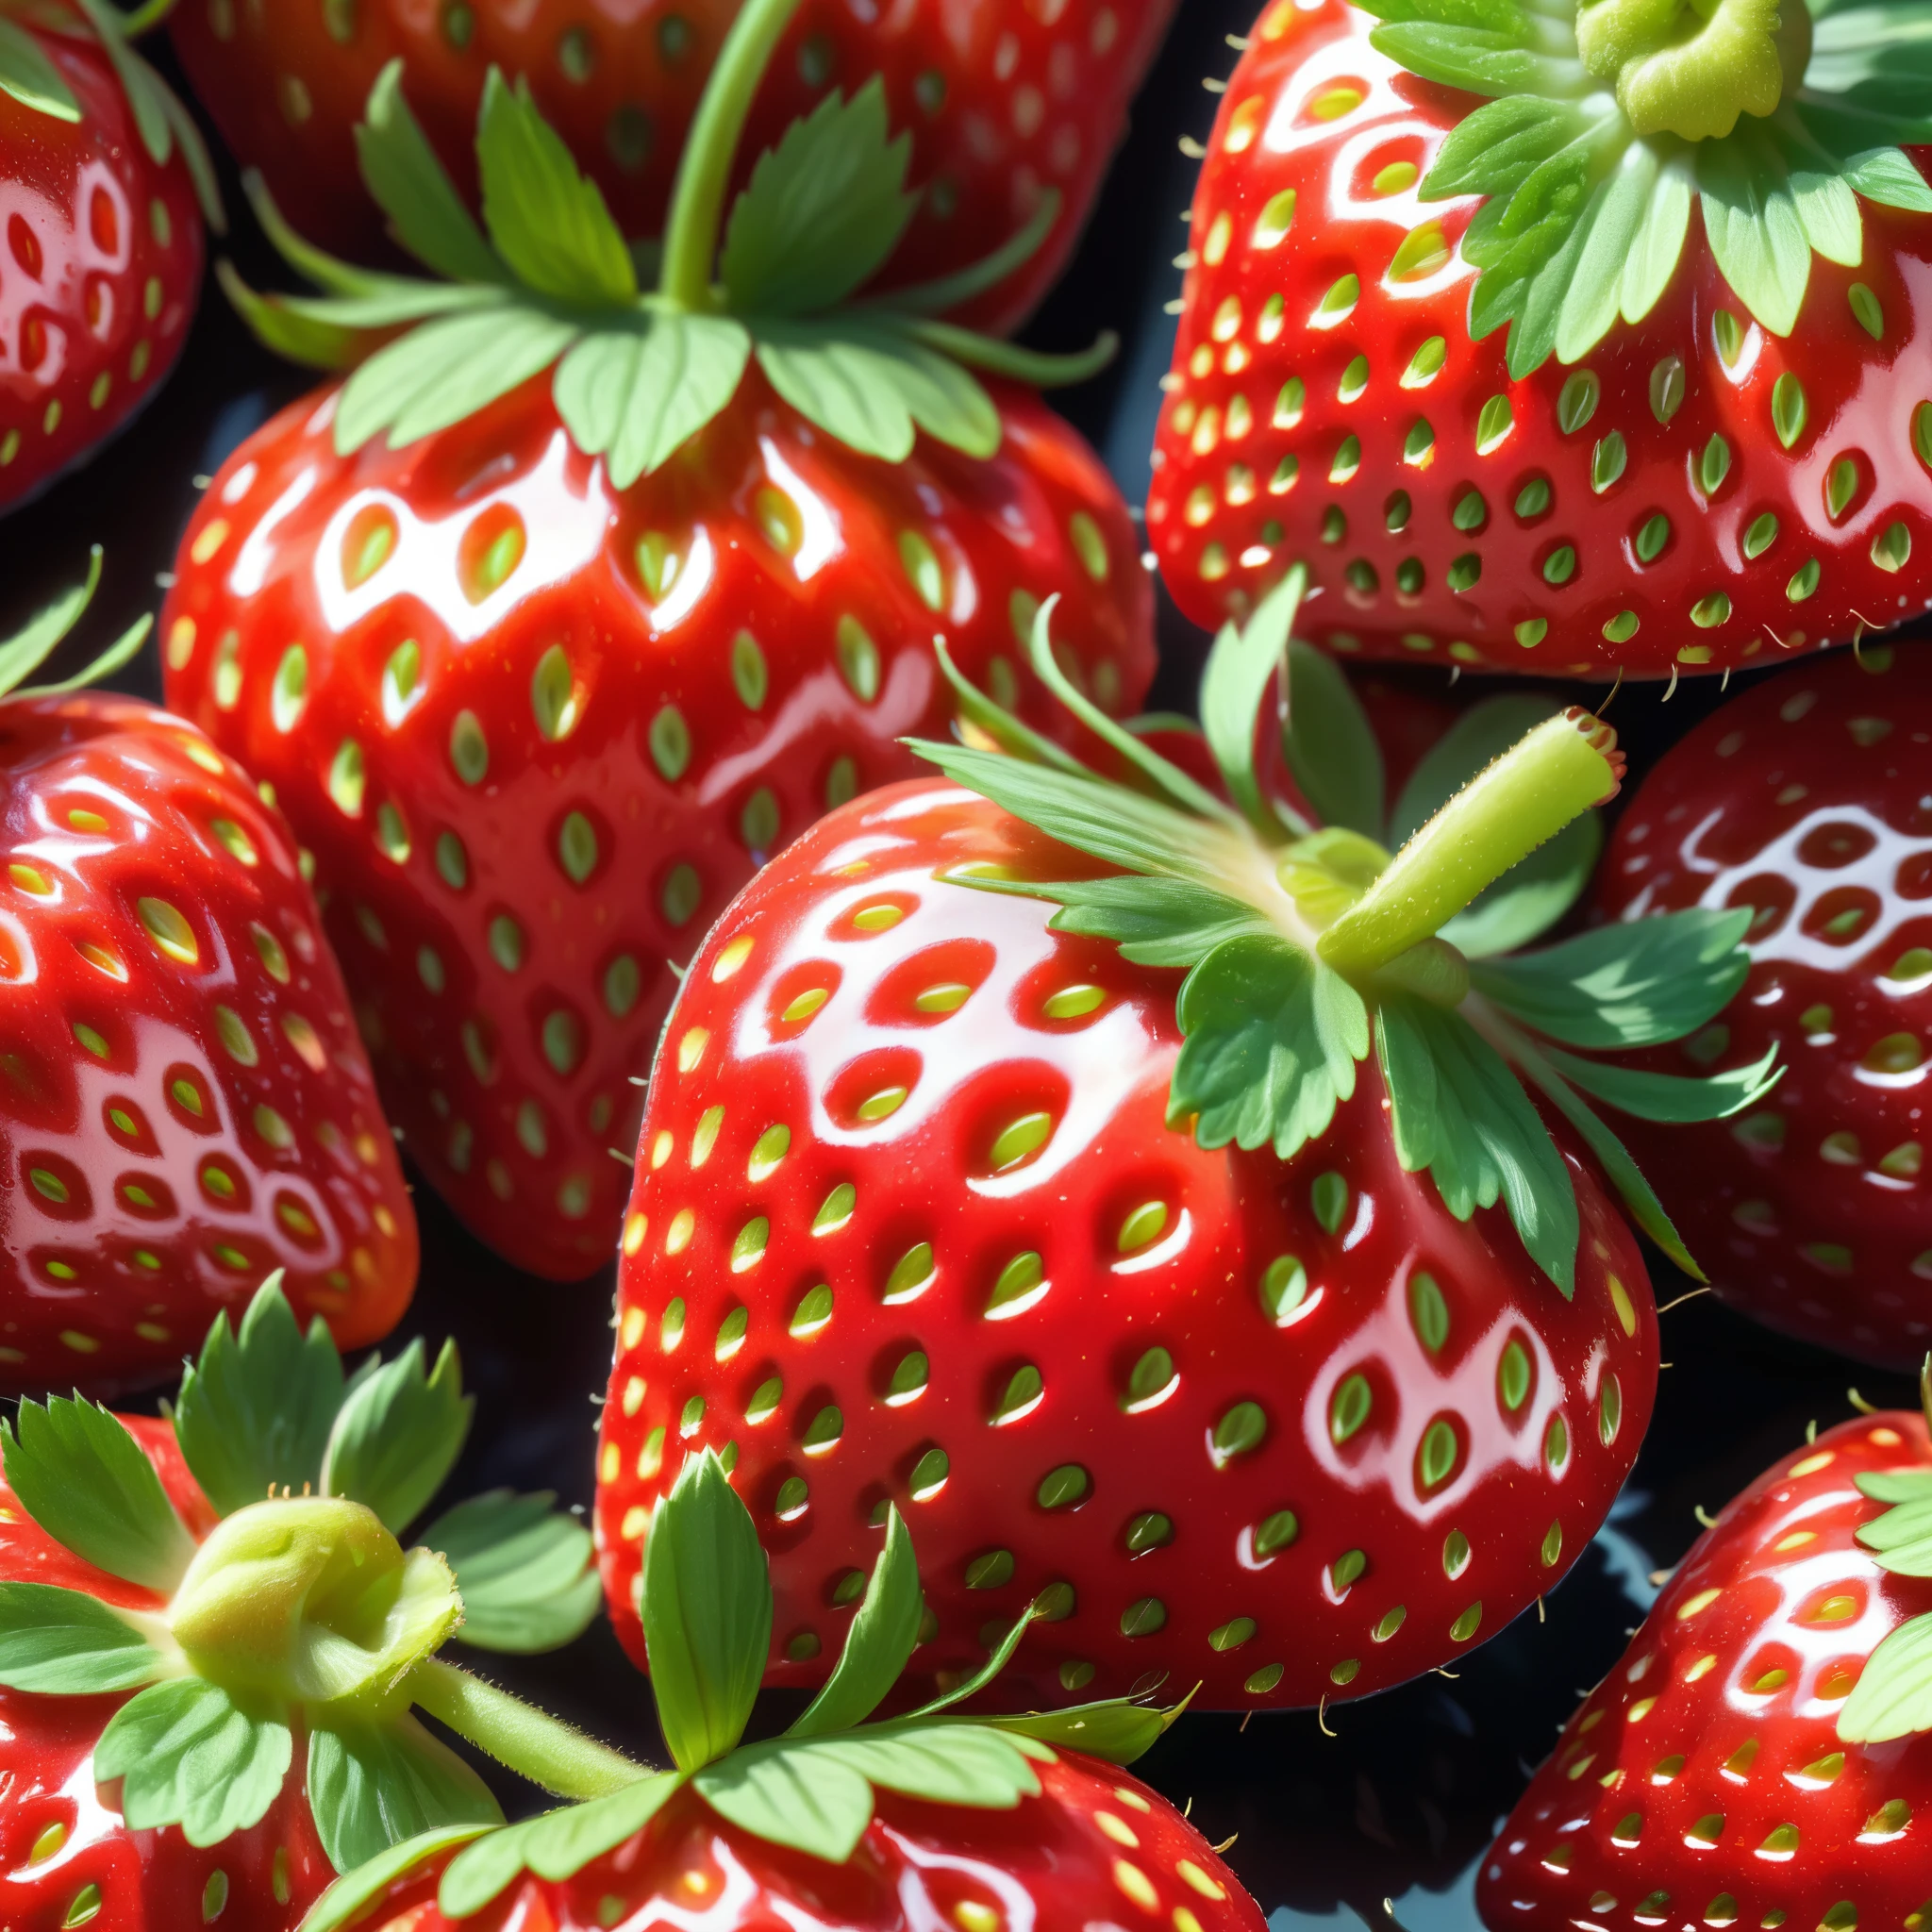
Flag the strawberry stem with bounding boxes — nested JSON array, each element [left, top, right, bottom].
[[410, 1657, 653, 1800], [1317, 709, 1624, 981], [658, 0, 808, 310]]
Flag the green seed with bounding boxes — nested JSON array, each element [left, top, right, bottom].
[[1557, 370, 1599, 433], [1450, 1603, 1483, 1642], [1259, 1255, 1308, 1323], [1253, 1509, 1299, 1557], [986, 1251, 1045, 1316], [1418, 1418, 1459, 1491], [661, 862, 702, 926], [1117, 1200, 1168, 1252], [990, 1111, 1053, 1171], [1788, 558, 1821, 602], [909, 1448, 949, 1499], [886, 1351, 928, 1403], [1120, 1596, 1167, 1638], [1849, 282, 1884, 339], [1542, 545, 1576, 586], [1211, 1401, 1267, 1464], [1122, 1346, 1175, 1411], [1311, 1171, 1349, 1233], [1498, 1338, 1532, 1411], [649, 706, 691, 781], [1826, 455, 1860, 519], [1331, 1373, 1372, 1443], [1742, 512, 1779, 559], [836, 615, 881, 701], [1037, 1464, 1091, 1509], [1474, 394, 1512, 453], [731, 630, 769, 709], [1408, 1272, 1448, 1352], [1874, 522, 1912, 573], [1772, 373, 1807, 449], [1330, 1548, 1366, 1590], [1541, 1520, 1563, 1567], [1124, 1511, 1174, 1553], [899, 531, 944, 610], [1209, 1617, 1257, 1651], [1451, 489, 1487, 532], [1402, 419, 1434, 464], [1698, 434, 1732, 496], [884, 1241, 934, 1301], [530, 645, 578, 741], [1635, 513, 1671, 564], [449, 710, 488, 785], [1591, 433, 1626, 493], [1650, 356, 1685, 423], [1443, 1528, 1471, 1577], [965, 1549, 1013, 1590], [557, 810, 598, 884], [1446, 552, 1482, 593], [1513, 475, 1551, 521], [993, 1365, 1042, 1424]]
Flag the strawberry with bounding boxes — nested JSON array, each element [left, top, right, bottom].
[[0, 1274, 628, 1921], [167, 0, 1176, 335], [591, 575, 1761, 1714], [0, 555, 415, 1392], [1477, 1404, 1932, 1931], [297, 1449, 1265, 1932], [1147, 0, 1932, 678], [0, 0, 219, 514], [1590, 641, 1932, 1368], [161, 12, 1152, 1280]]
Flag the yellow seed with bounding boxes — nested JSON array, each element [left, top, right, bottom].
[[666, 1208, 695, 1254], [783, 987, 830, 1024], [677, 1027, 709, 1073], [1095, 1812, 1139, 1848], [853, 902, 905, 931], [623, 1213, 648, 1257], [621, 1306, 646, 1349], [138, 897, 198, 964], [1112, 1862, 1158, 1911], [1175, 1860, 1226, 1901], [712, 935, 755, 982], [1676, 1588, 1722, 1620]]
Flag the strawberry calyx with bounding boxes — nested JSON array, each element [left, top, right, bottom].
[[908, 571, 1780, 1292], [0, 1275, 629, 1875], [0, 547, 153, 699], [298, 1450, 1184, 1932], [221, 0, 1109, 486], [1345, 0, 1932, 372]]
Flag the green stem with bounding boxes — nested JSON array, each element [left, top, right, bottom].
[[865, 190, 1061, 318], [411, 1657, 653, 1801], [1318, 708, 1623, 980], [116, 0, 178, 34], [658, 0, 808, 309], [905, 318, 1119, 388]]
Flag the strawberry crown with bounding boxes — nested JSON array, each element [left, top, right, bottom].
[[299, 1449, 1181, 1932], [1347, 0, 1932, 374], [0, 0, 222, 226], [908, 573, 1780, 1292], [224, 0, 1108, 485], [0, 1276, 624, 1878]]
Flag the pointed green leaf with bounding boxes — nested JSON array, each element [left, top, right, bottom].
[[817, 1724, 1043, 1807], [553, 310, 751, 486], [979, 1699, 1174, 1765], [295, 1825, 492, 1932], [357, 60, 504, 285], [174, 1274, 347, 1518], [475, 69, 634, 307], [1422, 94, 1584, 200], [1018, 874, 1274, 970], [1201, 568, 1306, 836], [1368, 23, 1576, 96], [1840, 142, 1932, 209], [3, 1397, 196, 1592], [73, 0, 171, 167], [96, 1678, 292, 1848], [218, 263, 371, 374], [0, 547, 99, 696], [643, 1449, 772, 1774], [420, 1490, 599, 1655], [1282, 640, 1383, 841], [307, 1717, 503, 1874], [1855, 1494, 1932, 1575], [789, 1507, 923, 1738], [1555, 138, 1652, 362], [1860, 1469, 1932, 1506], [1541, 1041, 1781, 1123], [721, 79, 916, 314], [1619, 155, 1693, 321], [320, 1339, 472, 1535], [1840, 1610, 1932, 1742], [692, 1740, 874, 1861], [0, 1582, 166, 1693], [0, 18, 78, 120], [1698, 132, 1811, 334]]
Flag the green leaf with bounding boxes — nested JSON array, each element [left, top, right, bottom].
[[96, 1677, 292, 1848], [1556, 139, 1655, 362], [419, 1491, 599, 1654], [0, 1582, 166, 1693], [1201, 568, 1305, 836], [1376, 995, 1579, 1291], [73, 0, 171, 167], [356, 61, 505, 285], [1423, 94, 1586, 200], [1541, 1041, 1781, 1123], [904, 1606, 1042, 1720], [335, 304, 577, 455], [1471, 908, 1752, 1049], [475, 68, 634, 307], [438, 1774, 684, 1919], [1170, 938, 1368, 1160], [754, 319, 1000, 462], [0, 18, 78, 120], [721, 79, 916, 314], [642, 1449, 772, 1774], [307, 1717, 504, 1874], [1282, 641, 1383, 841], [554, 311, 752, 488], [1368, 23, 1578, 98], [1839, 142, 1932, 209], [217, 263, 370, 375], [1698, 131, 1811, 335], [929, 636, 1091, 779], [789, 1507, 922, 1738], [1860, 1469, 1932, 1505], [1840, 1610, 1932, 1742], [295, 1825, 492, 1932], [1359, 0, 1535, 34], [0, 546, 99, 695], [1390, 697, 1602, 957], [3, 1397, 197, 1593], [1017, 874, 1273, 971], [1856, 1494, 1932, 1575], [979, 1698, 1174, 1766], [174, 1274, 347, 1518], [320, 1339, 472, 1535], [1619, 153, 1693, 322]]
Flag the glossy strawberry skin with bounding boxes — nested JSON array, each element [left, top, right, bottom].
[[168, 0, 1175, 336], [0, 9, 203, 514], [1147, 0, 1932, 679], [0, 691, 416, 1392], [159, 373, 1153, 1281], [592, 779, 1659, 1711], [1479, 1412, 1932, 1931], [318, 1750, 1263, 1932], [0, 1414, 332, 1931], [1590, 644, 1932, 1368]]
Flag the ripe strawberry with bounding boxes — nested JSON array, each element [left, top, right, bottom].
[[1590, 641, 1932, 1368], [1148, 0, 1932, 677], [163, 32, 1152, 1279], [0, 557, 414, 1391], [591, 576, 1761, 1713], [168, 0, 1175, 335], [0, 1275, 625, 1919], [1478, 1407, 1932, 1931], [298, 1451, 1265, 1932], [0, 0, 218, 514]]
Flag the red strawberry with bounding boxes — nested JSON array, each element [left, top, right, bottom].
[[1478, 1407, 1932, 1931], [0, 557, 414, 1391], [168, 0, 1175, 335], [0, 1275, 628, 1922], [1148, 0, 1932, 678], [1, 1, 217, 514], [1590, 641, 1932, 1368], [164, 35, 1152, 1279], [589, 577, 1760, 1714], [300, 1450, 1265, 1932]]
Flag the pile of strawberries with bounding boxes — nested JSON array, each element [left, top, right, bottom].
[[1, 0, 1930, 1925]]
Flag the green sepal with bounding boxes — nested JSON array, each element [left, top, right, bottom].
[[320, 1340, 473, 1537], [174, 1272, 348, 1518], [904, 1605, 1043, 1719], [1540, 1040, 1782, 1123], [1282, 641, 1381, 842], [1855, 1492, 1932, 1575], [1201, 568, 1307, 838], [0, 18, 79, 121], [0, 546, 102, 693], [1840, 1610, 1932, 1742], [1002, 874, 1273, 972], [787, 1507, 923, 1738], [2, 1395, 197, 1594], [0, 1581, 168, 1693], [95, 1677, 293, 1847], [356, 59, 507, 286], [1860, 1469, 1932, 1506], [419, 1491, 600, 1655], [292, 1824, 493, 1932], [307, 1716, 505, 1874], [975, 1694, 1183, 1766], [930, 636, 1089, 777]]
